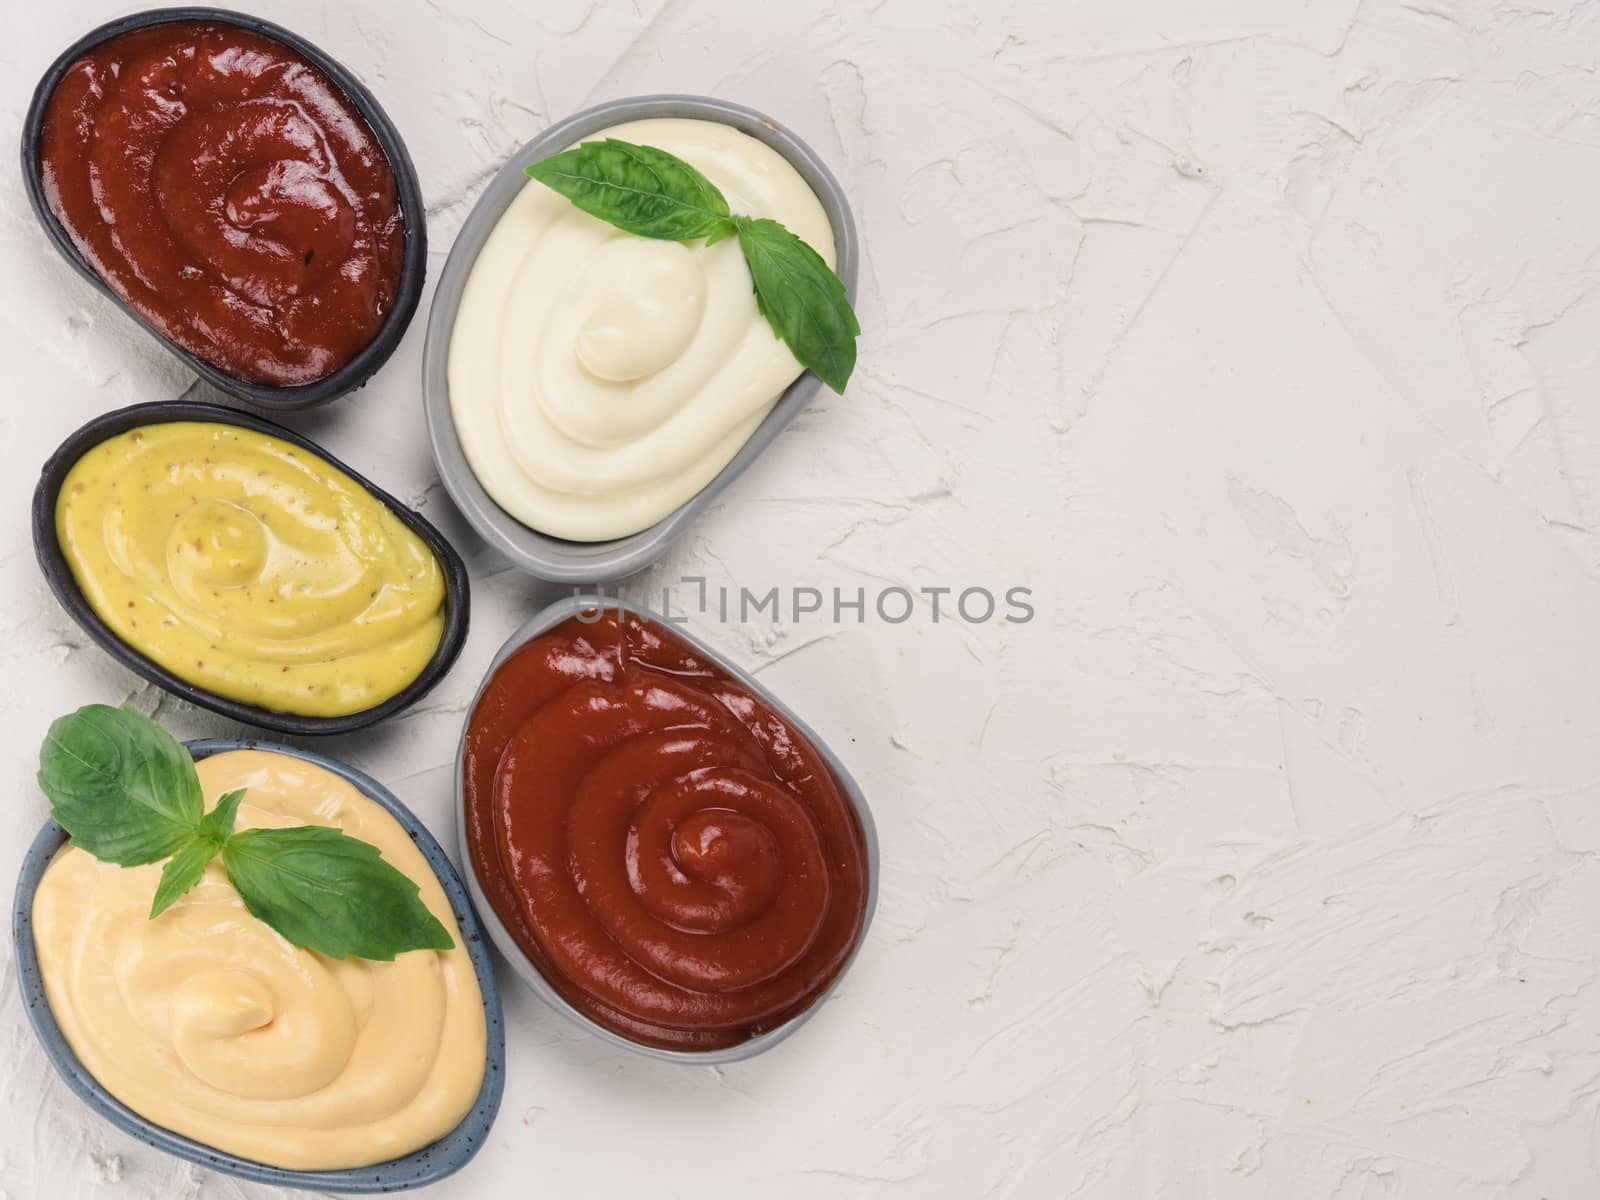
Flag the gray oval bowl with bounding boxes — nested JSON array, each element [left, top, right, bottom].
[[455, 594, 879, 1062], [21, 7, 427, 410], [422, 95, 859, 583], [12, 738, 506, 1193]]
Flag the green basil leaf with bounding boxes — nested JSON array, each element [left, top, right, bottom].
[[222, 825, 455, 961], [523, 139, 861, 390], [735, 216, 859, 393], [149, 789, 245, 918], [150, 836, 214, 918], [197, 787, 246, 845], [38, 705, 202, 866], [525, 139, 735, 241]]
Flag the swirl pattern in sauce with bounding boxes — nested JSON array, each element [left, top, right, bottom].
[[464, 610, 869, 1050], [31, 750, 486, 1170], [37, 21, 404, 386], [56, 422, 445, 717], [448, 118, 837, 541]]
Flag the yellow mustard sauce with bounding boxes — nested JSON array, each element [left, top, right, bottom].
[[32, 750, 487, 1171], [55, 422, 445, 717]]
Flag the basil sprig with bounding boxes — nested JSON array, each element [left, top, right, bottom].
[[38, 705, 454, 961], [526, 138, 859, 393]]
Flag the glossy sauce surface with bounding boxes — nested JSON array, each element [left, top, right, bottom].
[[464, 610, 869, 1050], [32, 750, 486, 1170], [448, 118, 836, 541], [37, 21, 404, 386], [56, 422, 445, 717]]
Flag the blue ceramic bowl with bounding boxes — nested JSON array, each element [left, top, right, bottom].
[[12, 738, 505, 1193]]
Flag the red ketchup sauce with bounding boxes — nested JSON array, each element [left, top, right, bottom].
[[464, 610, 870, 1051], [37, 22, 404, 386]]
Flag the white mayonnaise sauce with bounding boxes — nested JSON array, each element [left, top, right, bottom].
[[448, 118, 835, 541]]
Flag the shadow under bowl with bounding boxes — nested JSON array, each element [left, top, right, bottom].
[[32, 400, 471, 736], [12, 737, 506, 1193], [422, 94, 859, 583], [20, 6, 427, 410], [454, 593, 880, 1062]]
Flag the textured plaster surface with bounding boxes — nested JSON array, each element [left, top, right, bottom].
[[4, 1, 1600, 1196]]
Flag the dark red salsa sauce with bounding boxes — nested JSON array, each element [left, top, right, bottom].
[[464, 610, 870, 1051], [38, 21, 404, 386]]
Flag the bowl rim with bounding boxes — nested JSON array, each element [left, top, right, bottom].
[[19, 5, 427, 411], [453, 592, 880, 1063], [11, 736, 507, 1193], [31, 399, 472, 736], [421, 93, 859, 583]]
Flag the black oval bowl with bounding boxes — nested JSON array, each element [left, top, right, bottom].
[[33, 401, 471, 736], [19, 7, 427, 411]]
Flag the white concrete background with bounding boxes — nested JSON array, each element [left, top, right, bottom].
[[2, 0, 1599, 1196]]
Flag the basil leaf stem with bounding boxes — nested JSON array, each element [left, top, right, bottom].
[[151, 788, 245, 918]]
